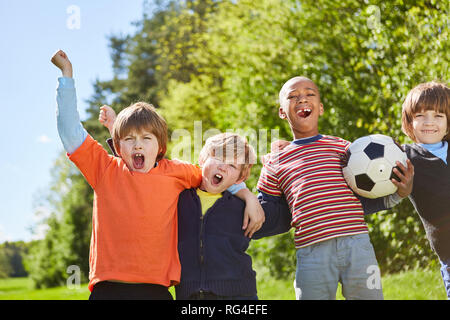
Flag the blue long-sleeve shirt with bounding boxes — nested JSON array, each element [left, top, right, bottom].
[[56, 77, 88, 154]]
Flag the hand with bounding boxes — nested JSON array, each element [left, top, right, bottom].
[[271, 140, 290, 153], [51, 50, 73, 77], [236, 189, 265, 238], [99, 105, 116, 135], [392, 159, 414, 198]]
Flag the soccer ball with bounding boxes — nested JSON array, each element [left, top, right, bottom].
[[342, 134, 407, 199]]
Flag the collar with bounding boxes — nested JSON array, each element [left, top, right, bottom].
[[419, 141, 447, 152], [417, 141, 448, 164], [196, 188, 233, 199], [291, 134, 323, 145]]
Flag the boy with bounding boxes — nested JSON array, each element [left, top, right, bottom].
[[51, 50, 263, 299], [401, 81, 450, 297], [257, 76, 415, 300], [176, 133, 291, 299]]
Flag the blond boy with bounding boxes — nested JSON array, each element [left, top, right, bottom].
[[176, 133, 291, 299]]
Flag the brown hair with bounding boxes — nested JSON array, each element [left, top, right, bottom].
[[198, 133, 256, 181], [401, 81, 450, 142], [112, 102, 168, 161]]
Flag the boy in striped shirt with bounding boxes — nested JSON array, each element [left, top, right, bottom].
[[257, 76, 414, 300]]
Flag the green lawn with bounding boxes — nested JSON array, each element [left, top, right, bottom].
[[0, 277, 89, 300], [256, 268, 447, 300], [0, 268, 446, 300]]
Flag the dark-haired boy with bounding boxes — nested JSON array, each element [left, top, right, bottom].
[[257, 76, 415, 300]]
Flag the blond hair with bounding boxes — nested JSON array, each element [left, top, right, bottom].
[[401, 81, 450, 142], [199, 133, 256, 180], [112, 102, 168, 161]]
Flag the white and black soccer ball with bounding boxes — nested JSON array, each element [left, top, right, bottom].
[[342, 134, 407, 199]]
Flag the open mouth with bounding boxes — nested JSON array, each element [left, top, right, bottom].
[[132, 153, 145, 169], [212, 173, 223, 185], [297, 107, 312, 118]]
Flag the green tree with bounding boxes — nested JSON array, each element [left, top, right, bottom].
[[157, 0, 449, 276], [0, 242, 28, 277], [26, 154, 91, 288], [0, 249, 12, 278]]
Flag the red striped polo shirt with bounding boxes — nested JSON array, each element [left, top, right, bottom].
[[257, 135, 368, 248]]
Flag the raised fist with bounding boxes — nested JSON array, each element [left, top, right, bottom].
[[99, 105, 117, 134], [51, 50, 72, 77]]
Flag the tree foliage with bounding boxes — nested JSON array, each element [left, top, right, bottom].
[[158, 0, 448, 277], [25, 155, 91, 288], [0, 242, 29, 279], [29, 0, 449, 287], [156, 0, 448, 276], [0, 248, 13, 278]]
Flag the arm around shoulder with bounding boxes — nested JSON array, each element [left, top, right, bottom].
[[252, 191, 292, 240]]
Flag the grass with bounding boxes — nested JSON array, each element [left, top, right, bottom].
[[0, 268, 446, 300], [0, 277, 89, 300], [256, 268, 447, 300], [381, 269, 447, 300]]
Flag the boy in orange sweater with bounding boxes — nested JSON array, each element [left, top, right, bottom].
[[51, 50, 263, 299]]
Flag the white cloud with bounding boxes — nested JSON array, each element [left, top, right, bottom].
[[33, 206, 52, 220], [30, 224, 49, 241], [37, 134, 52, 144], [30, 205, 52, 241]]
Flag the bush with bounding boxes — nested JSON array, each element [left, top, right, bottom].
[[0, 242, 28, 279]]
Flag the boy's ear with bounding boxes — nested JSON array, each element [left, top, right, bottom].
[[157, 146, 165, 161], [234, 176, 247, 186], [319, 103, 324, 116], [279, 106, 287, 119], [236, 167, 252, 184]]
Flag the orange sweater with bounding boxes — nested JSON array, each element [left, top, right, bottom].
[[68, 135, 202, 291]]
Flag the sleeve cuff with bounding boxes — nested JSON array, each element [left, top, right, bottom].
[[258, 190, 281, 202], [58, 77, 75, 88], [391, 192, 403, 202], [227, 182, 246, 195], [384, 192, 404, 208]]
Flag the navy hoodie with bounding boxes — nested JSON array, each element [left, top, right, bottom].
[[175, 189, 291, 299], [405, 143, 450, 261]]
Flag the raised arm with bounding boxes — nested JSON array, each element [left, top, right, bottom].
[[51, 50, 87, 154]]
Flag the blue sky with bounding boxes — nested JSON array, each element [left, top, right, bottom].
[[0, 0, 145, 242]]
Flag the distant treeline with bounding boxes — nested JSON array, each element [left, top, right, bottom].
[[0, 241, 30, 278]]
